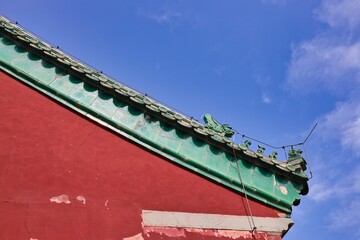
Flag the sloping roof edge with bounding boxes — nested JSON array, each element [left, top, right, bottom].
[[0, 16, 309, 213]]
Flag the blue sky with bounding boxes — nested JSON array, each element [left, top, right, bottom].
[[1, 1, 360, 239]]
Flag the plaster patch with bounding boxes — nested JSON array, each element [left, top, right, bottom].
[[277, 212, 286, 218], [76, 195, 86, 204], [142, 210, 293, 233], [185, 228, 220, 237], [280, 186, 288, 195], [123, 233, 144, 240], [50, 194, 70, 204], [186, 228, 254, 239], [142, 227, 270, 239], [143, 226, 185, 238], [217, 230, 253, 239]]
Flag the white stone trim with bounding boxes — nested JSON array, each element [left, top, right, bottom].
[[142, 210, 293, 233]]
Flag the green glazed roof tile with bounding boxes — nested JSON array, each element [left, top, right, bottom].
[[0, 37, 19, 62], [226, 162, 242, 182], [206, 149, 232, 175], [10, 52, 41, 73], [111, 105, 141, 130], [273, 175, 300, 204], [236, 159, 254, 185], [28, 61, 58, 85], [251, 167, 275, 194], [178, 137, 209, 165], [90, 91, 119, 118], [132, 114, 162, 141], [49, 74, 81, 95], [70, 82, 99, 107], [154, 125, 184, 153]]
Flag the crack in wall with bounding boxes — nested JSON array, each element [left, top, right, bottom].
[[75, 126, 97, 154], [0, 147, 12, 185], [24, 202, 31, 238]]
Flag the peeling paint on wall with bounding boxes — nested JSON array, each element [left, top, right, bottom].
[[184, 228, 255, 239], [279, 186, 288, 195], [104, 200, 110, 210], [217, 230, 253, 239], [76, 195, 86, 204], [142, 226, 281, 239], [123, 233, 144, 240], [50, 194, 70, 204], [143, 226, 186, 238], [186, 228, 252, 239], [277, 212, 287, 218]]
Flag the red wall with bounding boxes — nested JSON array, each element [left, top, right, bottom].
[[0, 71, 282, 240]]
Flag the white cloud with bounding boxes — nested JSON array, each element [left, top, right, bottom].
[[287, 0, 360, 95], [254, 75, 273, 104], [287, 0, 360, 155], [329, 198, 360, 236], [141, 10, 182, 26], [262, 94, 271, 104], [309, 183, 336, 201], [310, 166, 360, 202], [316, 0, 360, 31], [287, 38, 360, 94], [320, 101, 360, 155], [286, 1, 360, 237], [308, 163, 360, 236], [261, 0, 287, 5], [341, 112, 360, 153]]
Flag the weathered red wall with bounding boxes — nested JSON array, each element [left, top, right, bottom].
[[0, 70, 282, 240]]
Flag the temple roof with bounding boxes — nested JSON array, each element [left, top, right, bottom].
[[0, 16, 309, 213]]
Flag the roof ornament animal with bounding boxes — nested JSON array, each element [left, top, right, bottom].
[[288, 146, 303, 160], [203, 113, 235, 138]]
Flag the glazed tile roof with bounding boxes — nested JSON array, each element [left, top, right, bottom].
[[0, 16, 309, 213]]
